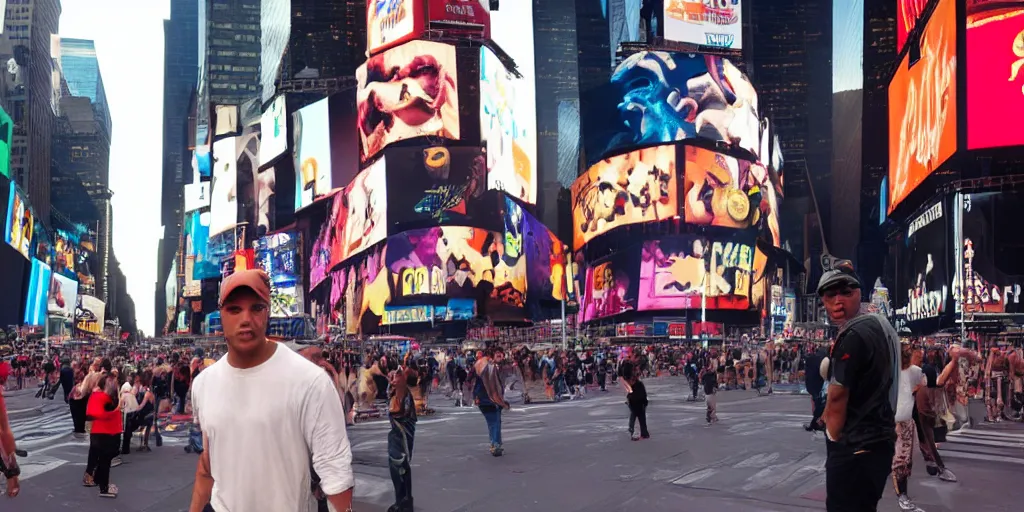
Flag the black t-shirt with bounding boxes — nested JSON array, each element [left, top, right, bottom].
[[701, 371, 718, 395], [828, 316, 898, 450]]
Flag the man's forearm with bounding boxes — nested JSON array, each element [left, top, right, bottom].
[[823, 384, 848, 440], [327, 487, 354, 511]]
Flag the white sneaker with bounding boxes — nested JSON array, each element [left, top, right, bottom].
[[938, 468, 958, 482], [898, 494, 925, 511]]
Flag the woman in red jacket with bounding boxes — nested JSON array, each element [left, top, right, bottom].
[[85, 373, 121, 498]]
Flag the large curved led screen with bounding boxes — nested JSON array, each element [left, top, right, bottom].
[[357, 41, 461, 164], [482, 0, 537, 204], [386, 226, 502, 302], [684, 146, 756, 229], [638, 235, 754, 311], [888, 0, 956, 214], [664, 0, 743, 50], [384, 146, 492, 231], [967, 3, 1024, 150], [571, 145, 678, 250], [582, 52, 759, 167]]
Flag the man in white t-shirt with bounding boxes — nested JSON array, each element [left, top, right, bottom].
[[189, 269, 354, 512]]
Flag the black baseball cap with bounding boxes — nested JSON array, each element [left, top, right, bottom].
[[816, 258, 862, 296]]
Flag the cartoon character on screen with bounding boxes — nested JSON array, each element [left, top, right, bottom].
[[612, 52, 700, 147], [577, 180, 628, 235], [695, 56, 760, 152], [502, 199, 523, 266], [659, 239, 707, 294], [441, 228, 491, 291], [624, 159, 672, 214], [746, 161, 781, 247]]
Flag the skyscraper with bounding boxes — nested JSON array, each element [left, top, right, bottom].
[[747, 0, 833, 278], [206, 0, 261, 105], [59, 38, 111, 136], [285, 0, 366, 80], [157, 0, 200, 336]]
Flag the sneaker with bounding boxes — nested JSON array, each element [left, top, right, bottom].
[[99, 484, 118, 498], [897, 494, 925, 511], [110, 457, 123, 468], [630, 432, 640, 441], [937, 468, 957, 482], [492, 444, 504, 457]]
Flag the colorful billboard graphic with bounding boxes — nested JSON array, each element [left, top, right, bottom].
[[954, 191, 1024, 314], [664, 0, 743, 50], [582, 52, 759, 167], [897, 0, 929, 54], [259, 95, 288, 166], [48, 272, 78, 323], [888, 0, 956, 214], [5, 183, 32, 259], [335, 158, 388, 265], [900, 199, 949, 322], [524, 209, 567, 304], [384, 146, 492, 232], [23, 258, 51, 326], [579, 250, 639, 322], [293, 97, 332, 211], [967, 3, 1024, 150], [76, 294, 106, 335], [638, 234, 755, 311], [571, 145, 677, 250], [255, 231, 303, 317], [357, 40, 460, 163]]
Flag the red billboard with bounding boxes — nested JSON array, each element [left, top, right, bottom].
[[897, 0, 929, 54], [367, 0, 490, 56], [967, 3, 1024, 149], [428, 0, 490, 38]]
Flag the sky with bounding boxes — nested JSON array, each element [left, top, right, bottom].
[[59, 0, 170, 337], [833, 0, 864, 93]]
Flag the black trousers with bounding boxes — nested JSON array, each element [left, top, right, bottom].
[[69, 397, 87, 434], [628, 403, 649, 437], [810, 395, 826, 430], [388, 419, 415, 506], [89, 433, 120, 493], [825, 440, 894, 511]]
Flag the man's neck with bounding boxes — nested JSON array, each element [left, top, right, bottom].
[[227, 340, 277, 370]]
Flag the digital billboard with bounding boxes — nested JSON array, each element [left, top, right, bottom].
[[76, 294, 105, 335], [23, 258, 51, 326], [582, 52, 759, 167], [954, 191, 1024, 314], [334, 158, 388, 265], [488, 197, 527, 318], [967, 3, 1024, 150], [579, 250, 639, 322], [48, 273, 78, 323], [384, 146, 492, 232], [524, 209, 567, 304], [259, 95, 288, 166], [897, 0, 929, 54], [293, 97, 332, 211], [214, 104, 239, 137], [483, 0, 537, 204], [210, 136, 238, 236], [385, 226, 501, 302], [357, 41, 460, 164], [184, 180, 211, 213], [888, 0, 956, 214], [570, 145, 677, 250], [0, 105, 12, 178], [684, 146, 755, 228], [255, 231, 303, 317], [901, 199, 949, 322], [52, 229, 78, 280], [428, 0, 490, 36], [5, 182, 33, 259], [187, 211, 222, 281], [638, 234, 755, 311], [309, 215, 332, 291], [255, 166, 275, 237], [344, 244, 391, 334], [367, 0, 422, 56], [194, 145, 212, 178], [664, 0, 743, 50]]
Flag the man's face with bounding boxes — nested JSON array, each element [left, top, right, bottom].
[[494, 352, 504, 364], [220, 288, 269, 355], [821, 286, 861, 325]]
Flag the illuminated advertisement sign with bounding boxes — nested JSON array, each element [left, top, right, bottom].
[[638, 234, 754, 311], [428, 0, 490, 35], [967, 3, 1024, 149], [571, 145, 678, 250], [582, 52, 759, 167], [52, 229, 78, 280], [357, 41, 460, 164], [367, 0, 421, 55], [385, 226, 502, 302], [384, 146, 493, 232], [255, 231, 304, 317], [293, 97, 332, 211], [524, 208, 567, 303], [954, 191, 1024, 314], [194, 145, 212, 178], [344, 244, 390, 334], [888, 0, 956, 214], [5, 182, 33, 259], [184, 180, 211, 213], [309, 217, 332, 291], [187, 211, 222, 281], [489, 197, 527, 318], [482, 0, 536, 204], [333, 159, 388, 266], [76, 294, 105, 334], [259, 95, 287, 167], [901, 199, 949, 322], [23, 258, 51, 326], [684, 146, 756, 229], [210, 136, 238, 236], [579, 250, 639, 322], [48, 272, 78, 323], [664, 0, 743, 50], [383, 305, 433, 326], [897, 0, 929, 54], [0, 105, 12, 179]]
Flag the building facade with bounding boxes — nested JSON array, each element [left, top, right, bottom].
[[206, 0, 261, 106], [284, 0, 365, 80]]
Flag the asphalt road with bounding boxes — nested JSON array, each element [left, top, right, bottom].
[[5, 378, 1024, 511]]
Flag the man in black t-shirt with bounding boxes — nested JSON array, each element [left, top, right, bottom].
[[818, 258, 900, 512], [701, 362, 719, 424]]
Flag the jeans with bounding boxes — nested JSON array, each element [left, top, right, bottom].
[[89, 433, 120, 493], [388, 419, 415, 506], [69, 397, 87, 434], [480, 406, 502, 447], [628, 404, 649, 437], [706, 392, 718, 423], [825, 440, 894, 511]]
